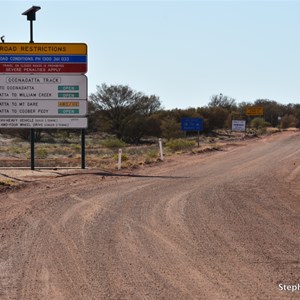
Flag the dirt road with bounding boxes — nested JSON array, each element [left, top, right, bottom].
[[1, 131, 300, 299]]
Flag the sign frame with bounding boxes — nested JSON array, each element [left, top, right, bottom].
[[0, 43, 87, 74]]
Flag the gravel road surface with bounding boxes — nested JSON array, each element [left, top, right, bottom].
[[1, 131, 300, 299]]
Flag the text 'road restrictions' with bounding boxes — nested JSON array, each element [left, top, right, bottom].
[[0, 117, 88, 128], [0, 100, 87, 116], [0, 43, 87, 55], [0, 75, 87, 100]]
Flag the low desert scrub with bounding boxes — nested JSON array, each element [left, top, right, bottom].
[[192, 144, 222, 154], [101, 138, 126, 149], [71, 144, 81, 151], [36, 147, 48, 158], [166, 138, 195, 152], [51, 146, 72, 156], [0, 178, 14, 189], [11, 146, 23, 155], [266, 127, 281, 134], [146, 148, 158, 159], [113, 153, 128, 161], [250, 118, 270, 130]]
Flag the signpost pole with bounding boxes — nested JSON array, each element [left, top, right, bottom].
[[29, 19, 34, 43], [81, 129, 85, 169], [197, 131, 200, 147], [29, 129, 35, 170], [22, 6, 41, 170], [29, 19, 35, 170]]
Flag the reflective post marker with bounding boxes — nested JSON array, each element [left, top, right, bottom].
[[118, 149, 122, 170], [159, 138, 164, 161]]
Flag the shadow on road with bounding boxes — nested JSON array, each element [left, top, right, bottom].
[[47, 170, 190, 180]]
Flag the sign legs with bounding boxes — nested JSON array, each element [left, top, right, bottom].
[[81, 129, 85, 169], [30, 129, 35, 170]]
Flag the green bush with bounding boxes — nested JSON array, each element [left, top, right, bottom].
[[146, 149, 158, 159], [280, 114, 299, 129], [166, 138, 195, 152], [71, 144, 81, 151], [113, 153, 128, 161], [36, 147, 48, 158], [11, 146, 22, 154], [160, 119, 183, 140], [250, 118, 267, 129], [101, 138, 126, 149]]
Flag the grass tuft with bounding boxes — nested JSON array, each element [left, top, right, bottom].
[[101, 138, 126, 149], [166, 139, 195, 152]]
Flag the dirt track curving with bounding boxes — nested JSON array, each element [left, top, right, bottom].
[[1, 131, 300, 299]]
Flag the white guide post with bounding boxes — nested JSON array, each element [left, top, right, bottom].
[[159, 138, 164, 161], [118, 148, 122, 170]]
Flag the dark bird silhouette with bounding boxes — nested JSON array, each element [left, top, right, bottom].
[[0, 36, 4, 43]]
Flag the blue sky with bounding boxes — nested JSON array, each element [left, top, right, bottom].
[[1, 1, 300, 109]]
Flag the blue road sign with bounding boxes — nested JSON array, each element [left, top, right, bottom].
[[0, 55, 87, 63], [181, 117, 203, 131]]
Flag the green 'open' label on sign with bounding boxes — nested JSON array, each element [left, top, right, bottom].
[[58, 109, 80, 114]]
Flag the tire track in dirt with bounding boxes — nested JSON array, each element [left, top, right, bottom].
[[1, 131, 300, 299]]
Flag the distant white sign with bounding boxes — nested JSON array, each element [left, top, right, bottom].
[[0, 117, 87, 128], [0, 74, 87, 100], [232, 120, 246, 132], [0, 100, 87, 116]]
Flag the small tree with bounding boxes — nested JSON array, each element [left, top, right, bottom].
[[208, 94, 237, 111], [280, 114, 299, 129], [160, 118, 182, 140], [89, 83, 161, 143], [250, 117, 266, 129]]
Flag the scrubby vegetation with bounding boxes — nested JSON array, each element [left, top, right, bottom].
[[0, 83, 299, 169], [87, 85, 300, 144], [166, 139, 195, 152]]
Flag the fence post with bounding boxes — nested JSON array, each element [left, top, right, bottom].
[[118, 148, 122, 170], [159, 138, 164, 161]]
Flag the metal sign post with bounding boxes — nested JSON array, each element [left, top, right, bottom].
[[81, 129, 85, 169], [22, 6, 41, 170]]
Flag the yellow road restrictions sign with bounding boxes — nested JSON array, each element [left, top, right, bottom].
[[0, 43, 87, 55], [245, 106, 264, 116]]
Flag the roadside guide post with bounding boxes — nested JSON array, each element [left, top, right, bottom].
[[159, 138, 164, 161], [22, 6, 41, 170], [118, 149, 122, 170]]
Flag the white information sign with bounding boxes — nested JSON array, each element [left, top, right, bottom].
[[0, 75, 87, 100], [0, 100, 87, 116], [0, 117, 87, 128], [232, 120, 246, 132]]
